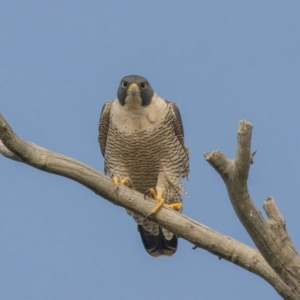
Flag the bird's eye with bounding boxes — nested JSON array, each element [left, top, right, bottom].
[[141, 82, 147, 89], [122, 81, 128, 88]]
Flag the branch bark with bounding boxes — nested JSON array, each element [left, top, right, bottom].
[[205, 120, 300, 297], [0, 115, 297, 299]]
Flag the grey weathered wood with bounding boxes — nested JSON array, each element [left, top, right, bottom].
[[205, 120, 300, 297], [0, 114, 297, 299]]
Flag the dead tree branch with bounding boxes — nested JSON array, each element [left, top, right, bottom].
[[205, 120, 300, 297], [0, 114, 297, 299]]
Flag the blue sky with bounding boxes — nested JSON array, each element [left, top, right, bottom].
[[1, 1, 299, 299]]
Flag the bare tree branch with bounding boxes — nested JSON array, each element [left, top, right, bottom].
[[205, 120, 300, 297], [0, 114, 296, 299], [0, 139, 22, 161]]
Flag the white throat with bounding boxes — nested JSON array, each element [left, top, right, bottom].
[[124, 95, 143, 110], [110, 94, 168, 134]]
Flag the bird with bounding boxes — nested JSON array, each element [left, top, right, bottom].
[[98, 75, 189, 257]]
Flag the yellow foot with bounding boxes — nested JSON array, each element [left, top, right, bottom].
[[112, 176, 132, 195], [112, 176, 132, 187], [144, 188, 166, 218], [165, 202, 183, 212], [144, 188, 183, 217]]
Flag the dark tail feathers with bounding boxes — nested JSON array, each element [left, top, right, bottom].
[[138, 225, 178, 257]]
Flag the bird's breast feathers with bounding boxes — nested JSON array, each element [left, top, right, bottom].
[[110, 94, 168, 134]]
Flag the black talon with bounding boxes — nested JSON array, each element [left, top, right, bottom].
[[144, 212, 153, 219], [144, 189, 150, 199], [113, 184, 119, 196], [128, 178, 133, 189]]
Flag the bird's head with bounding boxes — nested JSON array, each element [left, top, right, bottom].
[[117, 75, 154, 107]]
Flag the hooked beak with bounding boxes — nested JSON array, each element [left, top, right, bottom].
[[128, 83, 139, 97]]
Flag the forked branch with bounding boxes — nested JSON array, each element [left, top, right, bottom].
[[0, 115, 297, 299], [205, 120, 300, 297]]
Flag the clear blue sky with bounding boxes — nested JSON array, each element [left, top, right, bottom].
[[1, 1, 299, 299]]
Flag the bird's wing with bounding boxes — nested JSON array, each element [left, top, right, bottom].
[[98, 100, 113, 157], [167, 101, 190, 178], [168, 101, 185, 146]]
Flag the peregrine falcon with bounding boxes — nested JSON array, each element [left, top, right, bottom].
[[98, 75, 189, 257]]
